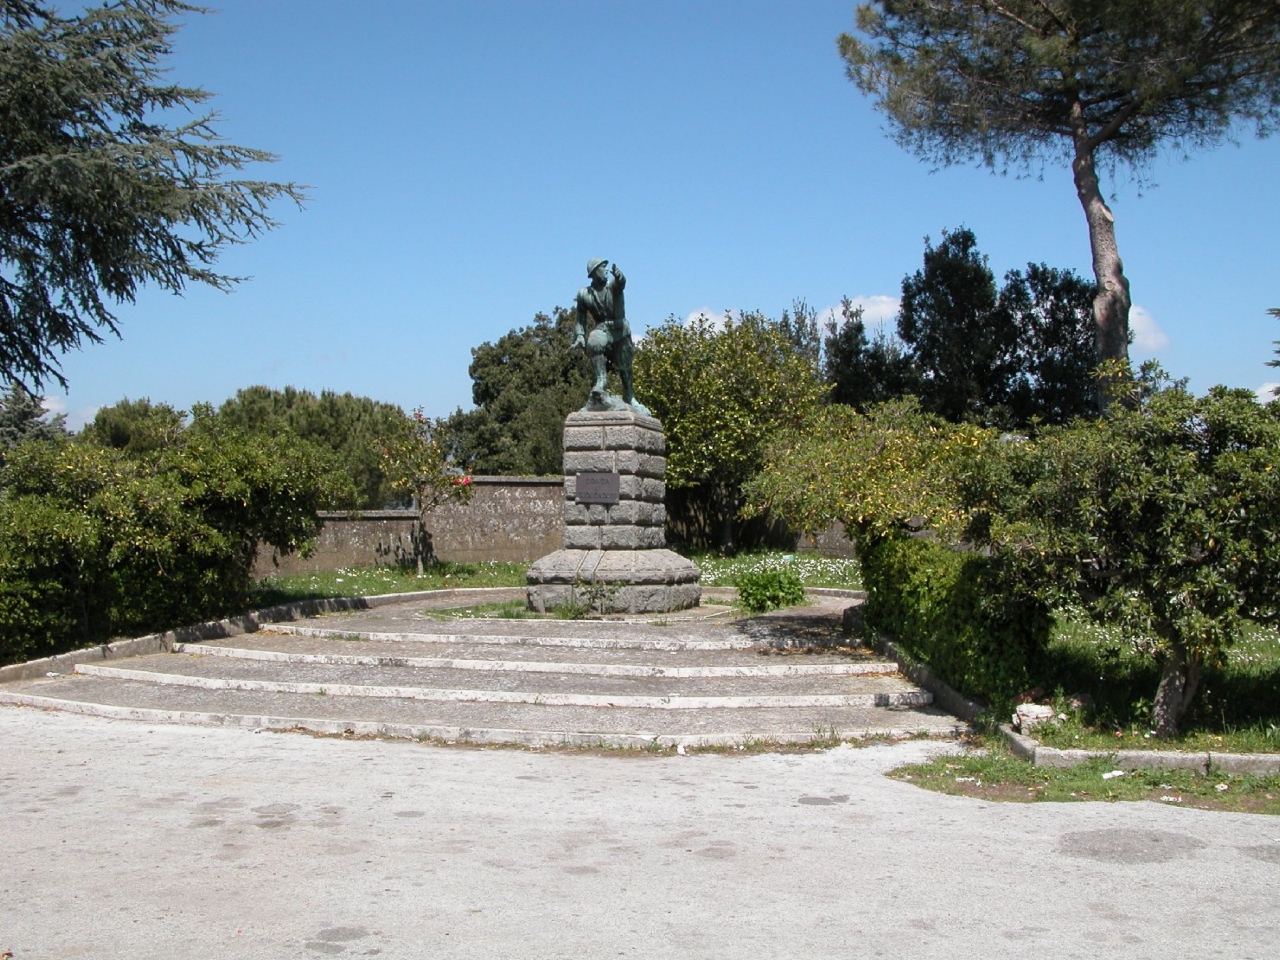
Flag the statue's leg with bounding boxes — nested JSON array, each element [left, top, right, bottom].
[[587, 328, 611, 394], [617, 337, 635, 404], [590, 354, 607, 394]]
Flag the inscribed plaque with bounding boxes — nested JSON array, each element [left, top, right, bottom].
[[576, 472, 620, 504]]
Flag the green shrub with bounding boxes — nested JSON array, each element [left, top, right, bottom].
[[750, 375, 1280, 737], [734, 567, 806, 614], [859, 534, 1051, 704], [0, 408, 346, 666]]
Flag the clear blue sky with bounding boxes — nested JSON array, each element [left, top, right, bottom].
[[44, 1, 1280, 428]]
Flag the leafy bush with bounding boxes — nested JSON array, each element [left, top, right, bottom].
[[734, 567, 807, 614], [0, 408, 346, 665], [959, 377, 1280, 737], [749, 373, 1280, 737], [859, 535, 1050, 703]]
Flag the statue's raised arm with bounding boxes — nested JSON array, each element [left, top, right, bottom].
[[573, 258, 647, 414]]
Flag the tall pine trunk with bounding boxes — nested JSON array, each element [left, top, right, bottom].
[[1070, 104, 1131, 407]]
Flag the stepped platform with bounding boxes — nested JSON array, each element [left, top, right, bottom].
[[0, 590, 966, 748]]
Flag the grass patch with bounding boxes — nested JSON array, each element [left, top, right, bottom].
[[1018, 610, 1280, 753], [251, 561, 530, 606], [890, 738, 1280, 814]]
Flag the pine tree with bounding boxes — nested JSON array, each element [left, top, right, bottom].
[[0, 0, 303, 389], [841, 2, 1280, 386]]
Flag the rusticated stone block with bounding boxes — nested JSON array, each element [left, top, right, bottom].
[[601, 525, 665, 550], [603, 425, 665, 454], [640, 478, 666, 502], [563, 526, 602, 550], [637, 454, 666, 478], [604, 500, 642, 525], [562, 425, 605, 450], [564, 451, 616, 474]]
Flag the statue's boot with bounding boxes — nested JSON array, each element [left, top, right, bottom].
[[591, 354, 608, 395]]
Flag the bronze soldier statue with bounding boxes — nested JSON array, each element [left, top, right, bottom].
[[573, 258, 647, 413]]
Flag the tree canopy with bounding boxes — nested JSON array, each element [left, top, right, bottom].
[[442, 308, 591, 477], [635, 311, 826, 549], [216, 386, 410, 509], [823, 226, 1096, 426], [79, 396, 186, 456], [0, 0, 303, 390], [896, 226, 1021, 423], [0, 382, 65, 460], [840, 1, 1280, 379]]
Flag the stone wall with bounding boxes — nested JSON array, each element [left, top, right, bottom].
[[253, 476, 564, 577], [252, 475, 855, 578]]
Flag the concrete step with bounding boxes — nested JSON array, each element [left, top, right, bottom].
[[69, 655, 931, 708], [0, 591, 967, 748], [174, 636, 903, 676], [261, 623, 756, 651], [0, 675, 961, 747]]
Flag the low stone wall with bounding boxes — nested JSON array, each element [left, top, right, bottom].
[[253, 475, 855, 577], [253, 476, 564, 577]]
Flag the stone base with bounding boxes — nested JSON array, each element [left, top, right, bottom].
[[526, 548, 701, 615]]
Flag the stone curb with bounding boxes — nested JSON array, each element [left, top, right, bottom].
[[996, 723, 1280, 776], [868, 634, 986, 724], [850, 610, 1280, 776], [0, 690, 944, 750], [71, 662, 934, 710], [0, 587, 523, 685], [175, 643, 904, 678], [0, 584, 847, 684]]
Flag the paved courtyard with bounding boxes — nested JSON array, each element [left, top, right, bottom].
[[2, 705, 1276, 959]]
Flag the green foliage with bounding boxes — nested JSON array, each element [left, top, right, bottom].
[[380, 409, 473, 570], [79, 397, 186, 456], [896, 226, 1021, 424], [733, 567, 806, 614], [1029, 613, 1280, 750], [251, 561, 530, 606], [842, 226, 1097, 427], [822, 230, 1096, 426], [959, 380, 1280, 735], [0, 413, 345, 664], [443, 308, 590, 476], [0, 0, 304, 390], [841, 2, 1280, 174], [889, 744, 1280, 812], [751, 378, 1280, 734], [823, 298, 920, 409], [840, 3, 1280, 364], [999, 263, 1098, 424], [692, 551, 861, 589], [859, 534, 1051, 703], [216, 386, 411, 508], [745, 397, 989, 543], [0, 382, 66, 461], [635, 311, 826, 549]]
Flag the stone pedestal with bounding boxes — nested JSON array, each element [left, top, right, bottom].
[[526, 410, 701, 614]]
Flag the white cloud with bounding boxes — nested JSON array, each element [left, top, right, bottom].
[[844, 294, 901, 327], [1129, 304, 1169, 352], [1256, 383, 1279, 403], [41, 394, 99, 432]]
